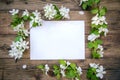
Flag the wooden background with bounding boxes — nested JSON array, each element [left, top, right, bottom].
[[0, 0, 120, 80]]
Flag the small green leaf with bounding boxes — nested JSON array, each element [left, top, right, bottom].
[[53, 4, 60, 14], [82, 3, 87, 10], [88, 42, 94, 49], [99, 7, 107, 16], [56, 74, 60, 80], [94, 0, 100, 4], [94, 42, 98, 49], [70, 63, 76, 69], [92, 30, 99, 35], [32, 22, 38, 27], [91, 75, 98, 80], [91, 8, 99, 14], [53, 65, 59, 70], [102, 23, 108, 28], [23, 16, 29, 21], [96, 39, 103, 44], [15, 36, 22, 42], [92, 51, 100, 59], [54, 14, 63, 20], [66, 70, 76, 78], [59, 60, 66, 66], [37, 65, 44, 69]]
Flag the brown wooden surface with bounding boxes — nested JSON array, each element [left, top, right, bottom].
[[0, 0, 120, 80]]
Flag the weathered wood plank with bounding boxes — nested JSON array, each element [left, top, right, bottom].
[[0, 0, 119, 10], [0, 58, 120, 70], [0, 0, 80, 11], [0, 11, 120, 35], [0, 70, 3, 80], [3, 69, 120, 80], [0, 34, 120, 59]]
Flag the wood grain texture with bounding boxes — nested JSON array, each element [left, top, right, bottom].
[[2, 69, 120, 80], [0, 34, 120, 59], [0, 58, 120, 70], [0, 0, 119, 10], [0, 11, 120, 35], [0, 0, 120, 80]]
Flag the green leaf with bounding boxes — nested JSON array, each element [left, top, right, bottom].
[[37, 65, 44, 69], [91, 8, 99, 14], [88, 42, 94, 49], [53, 65, 59, 70], [70, 63, 76, 69], [15, 36, 22, 42], [54, 14, 63, 20], [87, 67, 98, 80], [91, 75, 98, 80], [94, 0, 100, 4], [82, 3, 87, 10], [59, 60, 66, 66], [53, 4, 60, 14], [92, 51, 100, 59], [56, 74, 60, 80], [96, 39, 103, 44], [93, 42, 98, 49], [66, 70, 76, 78], [92, 30, 99, 35], [99, 7, 107, 16], [32, 22, 38, 27], [23, 16, 29, 21], [102, 23, 108, 28], [88, 0, 94, 6]]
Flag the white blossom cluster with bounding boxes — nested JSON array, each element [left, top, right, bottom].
[[87, 13, 108, 58], [44, 64, 50, 75], [43, 4, 70, 20], [9, 9, 31, 60], [9, 39, 29, 60], [9, 9, 19, 15], [59, 6, 70, 19], [89, 63, 106, 79], [30, 10, 43, 27], [60, 61, 82, 79], [9, 9, 29, 37]]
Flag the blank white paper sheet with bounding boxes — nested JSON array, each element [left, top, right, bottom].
[[30, 21, 85, 60]]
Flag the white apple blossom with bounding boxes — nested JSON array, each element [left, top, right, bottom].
[[79, 0, 88, 6], [22, 29, 29, 37], [98, 45, 103, 51], [45, 64, 50, 75], [76, 67, 82, 75], [97, 50, 104, 57], [97, 45, 104, 57], [66, 61, 71, 66], [75, 77, 79, 80], [9, 39, 29, 60], [30, 10, 42, 27], [22, 9, 29, 17], [92, 14, 107, 25], [99, 27, 109, 36], [89, 63, 106, 79], [13, 22, 24, 32], [59, 6, 70, 19], [89, 63, 99, 69], [60, 70, 66, 77], [9, 9, 19, 15], [43, 4, 57, 20], [88, 33, 100, 42], [96, 66, 106, 79], [60, 64, 66, 70]]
